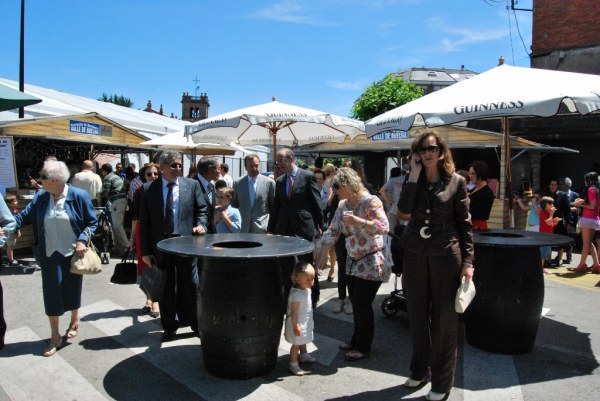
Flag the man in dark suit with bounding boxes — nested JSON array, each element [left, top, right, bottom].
[[232, 154, 275, 233], [268, 148, 324, 307], [139, 152, 208, 342], [194, 156, 221, 234]]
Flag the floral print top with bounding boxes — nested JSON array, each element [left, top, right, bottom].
[[322, 194, 390, 281]]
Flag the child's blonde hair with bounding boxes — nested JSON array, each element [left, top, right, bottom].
[[291, 262, 315, 282], [4, 194, 17, 203], [218, 187, 234, 199]]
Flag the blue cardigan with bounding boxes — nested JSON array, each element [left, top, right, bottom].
[[14, 185, 98, 262]]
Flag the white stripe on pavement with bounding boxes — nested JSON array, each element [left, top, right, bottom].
[[80, 299, 304, 401], [0, 326, 109, 401], [463, 344, 524, 401]]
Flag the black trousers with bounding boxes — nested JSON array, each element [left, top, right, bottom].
[[347, 275, 382, 353], [402, 250, 462, 394], [336, 235, 348, 299], [160, 254, 199, 334]]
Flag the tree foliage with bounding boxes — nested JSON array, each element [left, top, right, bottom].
[[98, 93, 134, 108], [351, 74, 424, 121]]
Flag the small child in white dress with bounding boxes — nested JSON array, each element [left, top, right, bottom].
[[284, 262, 316, 376]]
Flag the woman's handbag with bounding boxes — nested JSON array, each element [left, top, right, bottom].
[[140, 261, 165, 302], [70, 230, 102, 275], [110, 248, 137, 284], [455, 275, 476, 313]]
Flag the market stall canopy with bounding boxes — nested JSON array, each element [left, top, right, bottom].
[[295, 125, 579, 154], [140, 131, 250, 156], [0, 78, 187, 138], [0, 83, 42, 112], [0, 112, 149, 149]]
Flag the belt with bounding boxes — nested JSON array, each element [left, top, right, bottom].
[[108, 193, 126, 203], [409, 221, 456, 239]]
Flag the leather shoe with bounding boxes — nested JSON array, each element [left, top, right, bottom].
[[161, 331, 177, 342]]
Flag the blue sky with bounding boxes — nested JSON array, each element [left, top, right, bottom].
[[0, 0, 533, 119]]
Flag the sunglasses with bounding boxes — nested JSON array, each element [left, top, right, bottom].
[[417, 145, 440, 154], [146, 172, 159, 177], [169, 162, 183, 169]]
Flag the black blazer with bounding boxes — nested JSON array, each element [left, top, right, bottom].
[[195, 175, 216, 234], [139, 177, 208, 264], [268, 168, 324, 241]]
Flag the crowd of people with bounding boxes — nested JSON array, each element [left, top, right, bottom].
[[1, 133, 599, 401]]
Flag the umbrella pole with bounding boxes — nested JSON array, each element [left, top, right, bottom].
[[271, 125, 278, 165], [503, 116, 515, 228]]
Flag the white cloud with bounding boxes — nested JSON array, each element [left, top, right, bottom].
[[326, 80, 367, 90], [247, 1, 337, 26], [425, 17, 508, 53]]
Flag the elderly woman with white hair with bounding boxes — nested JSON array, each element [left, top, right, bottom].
[[14, 160, 97, 357]]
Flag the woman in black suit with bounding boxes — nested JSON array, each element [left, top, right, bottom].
[[399, 131, 474, 401]]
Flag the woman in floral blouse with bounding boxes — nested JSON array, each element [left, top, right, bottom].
[[316, 167, 390, 361]]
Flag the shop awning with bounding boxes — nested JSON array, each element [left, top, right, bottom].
[[0, 112, 151, 150]]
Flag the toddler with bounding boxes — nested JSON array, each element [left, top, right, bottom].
[[284, 262, 316, 376], [537, 196, 561, 274]]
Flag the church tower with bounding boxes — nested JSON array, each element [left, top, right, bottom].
[[181, 76, 210, 122]]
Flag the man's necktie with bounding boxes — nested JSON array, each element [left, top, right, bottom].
[[287, 174, 294, 198], [249, 178, 256, 208], [165, 182, 175, 235], [208, 183, 216, 206]]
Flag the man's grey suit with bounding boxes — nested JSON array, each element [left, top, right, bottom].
[[139, 177, 208, 335], [232, 174, 275, 233]]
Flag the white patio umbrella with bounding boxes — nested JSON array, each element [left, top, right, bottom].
[[185, 97, 365, 160], [365, 64, 600, 226], [141, 131, 248, 156]]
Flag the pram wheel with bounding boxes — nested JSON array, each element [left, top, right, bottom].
[[381, 295, 401, 316]]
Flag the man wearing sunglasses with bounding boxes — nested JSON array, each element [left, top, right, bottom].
[[139, 152, 208, 342]]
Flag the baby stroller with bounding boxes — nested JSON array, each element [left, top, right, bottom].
[[381, 228, 407, 316], [93, 205, 114, 265]]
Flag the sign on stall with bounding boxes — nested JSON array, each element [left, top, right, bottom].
[[0, 137, 17, 193]]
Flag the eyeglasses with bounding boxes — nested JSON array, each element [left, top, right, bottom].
[[417, 145, 440, 154], [169, 162, 183, 169], [146, 172, 159, 177]]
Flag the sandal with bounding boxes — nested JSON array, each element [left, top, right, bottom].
[[43, 336, 63, 357], [344, 350, 369, 361], [65, 323, 79, 339], [141, 306, 151, 313]]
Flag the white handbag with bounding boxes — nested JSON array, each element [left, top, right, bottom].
[[455, 275, 476, 313]]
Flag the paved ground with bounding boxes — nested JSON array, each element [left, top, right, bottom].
[[0, 250, 599, 401]]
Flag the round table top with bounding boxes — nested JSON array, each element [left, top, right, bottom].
[[473, 229, 574, 248], [157, 233, 315, 260]]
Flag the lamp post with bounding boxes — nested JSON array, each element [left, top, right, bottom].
[[19, 0, 25, 119]]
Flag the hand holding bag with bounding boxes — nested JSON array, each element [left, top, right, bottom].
[[110, 248, 138, 284], [70, 229, 102, 275], [455, 275, 476, 313]]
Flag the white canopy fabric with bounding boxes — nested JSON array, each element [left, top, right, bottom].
[[0, 78, 188, 138], [141, 131, 249, 155], [186, 99, 365, 148], [365, 64, 600, 136]]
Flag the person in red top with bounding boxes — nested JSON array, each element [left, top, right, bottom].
[[538, 196, 561, 275]]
